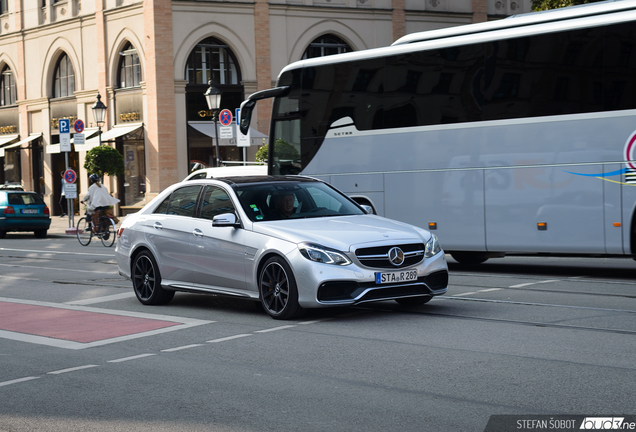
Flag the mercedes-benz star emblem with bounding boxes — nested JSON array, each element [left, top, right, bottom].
[[388, 247, 404, 266]]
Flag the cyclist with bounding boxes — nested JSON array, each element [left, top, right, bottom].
[[82, 174, 119, 234]]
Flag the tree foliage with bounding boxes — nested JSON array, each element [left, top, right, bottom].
[[531, 0, 601, 11], [255, 139, 300, 163], [83, 145, 125, 178]]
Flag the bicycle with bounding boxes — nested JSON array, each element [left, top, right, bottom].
[[76, 209, 117, 247]]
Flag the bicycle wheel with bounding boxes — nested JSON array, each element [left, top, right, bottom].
[[76, 217, 92, 246], [100, 217, 117, 247]]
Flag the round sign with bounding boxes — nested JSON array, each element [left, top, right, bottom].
[[219, 109, 233, 126], [64, 169, 77, 184], [73, 119, 84, 134]]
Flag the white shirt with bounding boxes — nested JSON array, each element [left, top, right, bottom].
[[83, 183, 120, 208]]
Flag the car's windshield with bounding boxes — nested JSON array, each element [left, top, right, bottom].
[[234, 181, 364, 222]]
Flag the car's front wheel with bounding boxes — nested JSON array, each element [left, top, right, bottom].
[[259, 256, 304, 320], [132, 251, 174, 305]]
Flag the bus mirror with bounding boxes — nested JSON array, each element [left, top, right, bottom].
[[239, 100, 255, 135]]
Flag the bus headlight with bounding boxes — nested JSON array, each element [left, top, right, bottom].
[[425, 234, 442, 258], [299, 243, 351, 266]]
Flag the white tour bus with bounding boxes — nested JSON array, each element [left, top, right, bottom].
[[240, 0, 636, 264]]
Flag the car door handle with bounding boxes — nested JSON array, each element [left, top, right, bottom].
[[153, 222, 163, 230], [193, 228, 203, 238]]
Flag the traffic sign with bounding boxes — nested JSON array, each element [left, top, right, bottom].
[[59, 119, 70, 134], [64, 169, 77, 184], [219, 109, 232, 126], [74, 119, 84, 133]]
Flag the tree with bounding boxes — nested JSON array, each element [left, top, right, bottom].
[[255, 139, 300, 163], [531, 0, 602, 11], [83, 145, 125, 179]]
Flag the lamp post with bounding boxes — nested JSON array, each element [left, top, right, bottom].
[[91, 92, 107, 146], [204, 80, 222, 167]]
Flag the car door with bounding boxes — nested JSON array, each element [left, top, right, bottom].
[[189, 185, 246, 291], [144, 185, 202, 284]]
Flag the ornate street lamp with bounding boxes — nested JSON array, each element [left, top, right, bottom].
[[204, 80, 222, 167], [91, 92, 107, 146]]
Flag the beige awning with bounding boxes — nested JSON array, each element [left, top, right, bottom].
[[83, 123, 143, 148], [0, 133, 41, 157]]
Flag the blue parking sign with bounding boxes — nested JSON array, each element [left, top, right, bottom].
[[59, 118, 70, 134]]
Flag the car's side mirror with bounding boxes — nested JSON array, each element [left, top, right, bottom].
[[360, 205, 374, 214], [212, 213, 241, 228]]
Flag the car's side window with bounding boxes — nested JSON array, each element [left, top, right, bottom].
[[165, 186, 201, 217], [154, 196, 171, 214], [200, 186, 235, 221]]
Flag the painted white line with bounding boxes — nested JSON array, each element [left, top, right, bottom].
[[161, 344, 204, 352], [298, 319, 328, 325], [480, 288, 502, 292], [454, 292, 477, 296], [65, 292, 136, 305], [207, 334, 252, 343], [108, 354, 157, 363], [47, 365, 99, 375], [510, 279, 559, 288], [0, 376, 40, 387], [0, 247, 113, 257], [255, 325, 296, 333]]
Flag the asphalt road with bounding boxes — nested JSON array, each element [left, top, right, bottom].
[[0, 221, 634, 432]]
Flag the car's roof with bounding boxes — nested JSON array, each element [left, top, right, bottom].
[[217, 175, 320, 186]]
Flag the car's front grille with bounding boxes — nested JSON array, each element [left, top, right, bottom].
[[355, 243, 425, 269]]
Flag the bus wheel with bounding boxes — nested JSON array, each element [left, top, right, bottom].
[[450, 252, 490, 265]]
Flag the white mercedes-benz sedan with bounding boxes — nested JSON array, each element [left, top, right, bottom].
[[115, 176, 448, 319]]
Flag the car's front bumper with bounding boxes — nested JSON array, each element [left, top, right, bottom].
[[292, 249, 448, 308]]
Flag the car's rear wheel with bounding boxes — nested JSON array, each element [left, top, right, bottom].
[[450, 252, 490, 265], [132, 251, 174, 305], [395, 296, 432, 306], [34, 229, 47, 238], [0, 230, 5, 239], [259, 256, 304, 320]]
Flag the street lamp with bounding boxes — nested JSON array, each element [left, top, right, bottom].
[[204, 80, 222, 167], [91, 92, 107, 146]]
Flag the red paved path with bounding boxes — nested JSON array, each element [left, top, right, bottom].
[[0, 302, 179, 343]]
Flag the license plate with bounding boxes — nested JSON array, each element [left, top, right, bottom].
[[21, 209, 38, 214], [375, 269, 418, 284]]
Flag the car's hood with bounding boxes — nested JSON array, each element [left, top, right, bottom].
[[251, 215, 429, 252]]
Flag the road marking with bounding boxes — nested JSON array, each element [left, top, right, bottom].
[[0, 262, 116, 275], [108, 354, 157, 363], [481, 288, 502, 292], [207, 334, 252, 343], [161, 344, 205, 352], [443, 296, 636, 313], [65, 292, 136, 305], [0, 377, 39, 387], [454, 292, 477, 296], [255, 325, 296, 333], [510, 279, 558, 288], [47, 365, 99, 375], [0, 247, 113, 257]]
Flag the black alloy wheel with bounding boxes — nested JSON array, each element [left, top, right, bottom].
[[132, 251, 174, 305], [259, 257, 304, 320]]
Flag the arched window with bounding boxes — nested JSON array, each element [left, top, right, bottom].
[[302, 35, 352, 59], [0, 66, 16, 106], [118, 43, 141, 89], [53, 54, 75, 98], [185, 37, 239, 85]]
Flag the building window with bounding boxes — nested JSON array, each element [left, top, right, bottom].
[[0, 0, 8, 15], [302, 35, 352, 59], [185, 37, 239, 85], [53, 54, 75, 98], [0, 66, 16, 106], [118, 43, 141, 89]]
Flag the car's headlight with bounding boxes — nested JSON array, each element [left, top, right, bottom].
[[425, 234, 442, 258], [299, 243, 351, 266]]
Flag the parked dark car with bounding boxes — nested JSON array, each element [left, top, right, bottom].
[[0, 191, 51, 238]]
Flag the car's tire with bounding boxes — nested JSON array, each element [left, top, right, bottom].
[[259, 256, 305, 320], [450, 252, 489, 265], [395, 296, 432, 306], [132, 250, 174, 305], [0, 230, 6, 239], [34, 229, 47, 238]]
